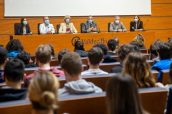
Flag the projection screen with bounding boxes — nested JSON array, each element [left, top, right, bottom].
[[4, 0, 151, 17]]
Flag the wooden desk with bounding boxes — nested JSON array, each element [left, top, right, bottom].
[[0, 35, 10, 47], [13, 31, 155, 55]]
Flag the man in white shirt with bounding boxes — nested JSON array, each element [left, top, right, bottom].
[[39, 16, 55, 34], [81, 47, 108, 76]]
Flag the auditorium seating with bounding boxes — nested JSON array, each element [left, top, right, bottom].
[[0, 87, 168, 114], [161, 70, 170, 85]]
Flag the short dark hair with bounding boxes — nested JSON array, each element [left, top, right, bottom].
[[36, 45, 51, 64], [88, 47, 103, 65], [16, 51, 31, 65], [150, 40, 163, 58], [74, 40, 85, 51], [4, 59, 25, 82], [6, 39, 24, 52], [118, 44, 139, 61], [94, 44, 108, 55], [107, 39, 118, 51], [61, 52, 82, 76], [158, 42, 171, 60], [0, 47, 7, 65], [58, 49, 70, 64]]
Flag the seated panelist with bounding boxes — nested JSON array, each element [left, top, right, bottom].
[[81, 16, 98, 33], [39, 16, 55, 34], [59, 15, 77, 34], [109, 16, 127, 32], [130, 16, 144, 31], [15, 18, 32, 35]]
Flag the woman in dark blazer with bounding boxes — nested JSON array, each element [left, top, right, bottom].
[[15, 18, 32, 35], [130, 16, 143, 31]]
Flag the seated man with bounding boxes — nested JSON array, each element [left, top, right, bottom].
[[152, 42, 172, 81], [0, 47, 7, 83], [15, 18, 32, 35], [0, 59, 27, 102], [109, 16, 127, 32], [59, 15, 77, 34], [81, 16, 98, 33], [81, 47, 108, 75], [59, 52, 102, 95], [107, 38, 119, 55], [74, 40, 88, 57], [39, 16, 55, 34], [26, 44, 64, 81]]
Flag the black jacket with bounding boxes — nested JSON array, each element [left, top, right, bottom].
[[130, 21, 143, 31], [15, 23, 31, 35]]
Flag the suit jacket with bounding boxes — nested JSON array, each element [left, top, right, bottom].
[[81, 21, 98, 33], [39, 23, 55, 34], [130, 21, 143, 31], [109, 22, 127, 32], [59, 23, 77, 34], [15, 23, 31, 35]]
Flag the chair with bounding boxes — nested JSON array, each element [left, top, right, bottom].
[[56, 24, 60, 34], [37, 23, 41, 34], [80, 23, 86, 33], [108, 22, 111, 32], [165, 87, 172, 114], [14, 23, 21, 35]]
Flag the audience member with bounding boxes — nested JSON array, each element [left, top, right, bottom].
[[81, 47, 108, 75], [130, 34, 145, 49], [59, 52, 102, 95], [106, 74, 147, 114], [57, 49, 70, 64], [28, 71, 59, 114], [0, 47, 7, 83], [74, 40, 88, 57], [0, 59, 27, 102], [107, 38, 119, 55]]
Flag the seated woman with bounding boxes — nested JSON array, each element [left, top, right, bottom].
[[130, 16, 144, 31], [122, 52, 163, 88], [130, 34, 146, 49], [106, 74, 148, 114], [74, 40, 88, 57], [15, 18, 32, 35], [59, 15, 77, 34], [28, 71, 59, 114]]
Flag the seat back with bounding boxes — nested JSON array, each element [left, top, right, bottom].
[[80, 23, 85, 33], [14, 23, 20, 35], [165, 87, 172, 114], [37, 23, 41, 34], [108, 22, 111, 32]]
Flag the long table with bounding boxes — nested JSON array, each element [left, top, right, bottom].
[[12, 31, 155, 55]]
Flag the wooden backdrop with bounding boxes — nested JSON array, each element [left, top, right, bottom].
[[0, 0, 172, 41]]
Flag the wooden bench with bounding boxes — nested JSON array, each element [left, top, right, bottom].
[[161, 70, 170, 85], [0, 88, 168, 114]]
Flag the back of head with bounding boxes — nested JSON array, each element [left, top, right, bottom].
[[36, 44, 51, 64], [94, 44, 108, 55], [74, 40, 85, 51], [118, 44, 139, 61], [123, 52, 155, 88], [6, 39, 23, 52], [29, 70, 59, 111], [88, 47, 103, 65], [61, 52, 82, 76], [106, 74, 144, 114], [150, 39, 163, 58], [107, 39, 118, 51], [16, 51, 31, 65], [158, 42, 171, 60], [4, 58, 24, 82], [0, 47, 7, 66], [57, 49, 70, 64]]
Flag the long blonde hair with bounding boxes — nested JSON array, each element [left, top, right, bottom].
[[28, 71, 59, 110], [122, 52, 156, 88]]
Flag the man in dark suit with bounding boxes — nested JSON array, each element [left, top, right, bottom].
[[130, 16, 143, 31], [81, 16, 98, 33], [15, 18, 32, 35]]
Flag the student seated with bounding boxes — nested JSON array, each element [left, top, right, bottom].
[[0, 59, 27, 102], [107, 38, 119, 55], [16, 51, 36, 68], [15, 18, 32, 35], [106, 74, 148, 114], [28, 71, 59, 114], [39, 16, 55, 34], [81, 16, 99, 33], [0, 47, 7, 83], [130, 34, 146, 49], [59, 15, 77, 34], [81, 47, 108, 75], [57, 49, 70, 64], [109, 16, 127, 32], [26, 44, 64, 81], [123, 52, 163, 88], [6, 39, 24, 58], [94, 44, 117, 63], [130, 16, 144, 31], [74, 40, 88, 57], [59, 52, 102, 95], [111, 44, 139, 73], [152, 42, 172, 81]]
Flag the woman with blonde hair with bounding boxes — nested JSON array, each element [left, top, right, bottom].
[[28, 70, 59, 114], [122, 52, 156, 88]]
